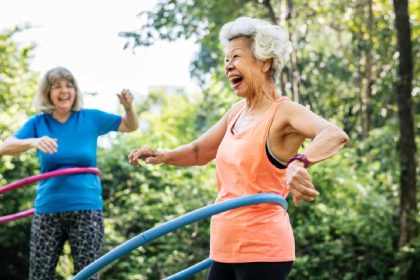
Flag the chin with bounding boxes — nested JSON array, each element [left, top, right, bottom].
[[234, 89, 245, 97]]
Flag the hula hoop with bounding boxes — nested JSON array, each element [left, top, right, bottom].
[[0, 167, 102, 223], [73, 193, 287, 280]]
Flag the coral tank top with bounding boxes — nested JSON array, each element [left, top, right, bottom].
[[210, 97, 295, 263]]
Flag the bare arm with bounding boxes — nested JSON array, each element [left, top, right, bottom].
[[117, 89, 139, 132], [128, 102, 244, 167], [279, 102, 349, 205], [280, 101, 349, 164], [0, 136, 58, 156], [128, 113, 228, 167]]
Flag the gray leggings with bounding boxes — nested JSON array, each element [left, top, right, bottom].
[[29, 210, 104, 280]]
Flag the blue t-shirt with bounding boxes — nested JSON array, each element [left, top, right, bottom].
[[14, 109, 122, 213]]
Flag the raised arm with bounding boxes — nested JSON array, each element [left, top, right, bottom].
[[117, 89, 139, 132], [0, 136, 58, 156]]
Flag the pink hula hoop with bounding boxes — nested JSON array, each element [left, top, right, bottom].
[[0, 167, 102, 223]]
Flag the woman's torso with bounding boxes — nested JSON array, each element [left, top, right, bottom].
[[14, 109, 121, 213], [210, 97, 295, 263]]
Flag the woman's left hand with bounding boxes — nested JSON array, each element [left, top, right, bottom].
[[285, 161, 319, 206], [117, 89, 134, 110]]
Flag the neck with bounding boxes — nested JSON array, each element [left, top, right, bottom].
[[52, 109, 72, 123], [246, 80, 279, 112]]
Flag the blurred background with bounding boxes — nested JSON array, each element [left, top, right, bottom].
[[0, 0, 418, 279]]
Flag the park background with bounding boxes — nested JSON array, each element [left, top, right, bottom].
[[0, 0, 418, 279]]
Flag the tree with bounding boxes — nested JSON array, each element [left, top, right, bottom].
[[392, 0, 417, 278]]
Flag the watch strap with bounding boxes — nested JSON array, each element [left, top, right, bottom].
[[286, 154, 310, 168]]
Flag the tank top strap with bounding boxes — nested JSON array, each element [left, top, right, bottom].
[[257, 96, 290, 137], [227, 102, 246, 131]]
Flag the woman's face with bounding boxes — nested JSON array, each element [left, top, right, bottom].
[[49, 78, 76, 113], [224, 36, 265, 97]]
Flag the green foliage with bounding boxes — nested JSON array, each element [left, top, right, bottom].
[[95, 89, 217, 279], [1, 1, 419, 279], [0, 25, 39, 280], [290, 145, 397, 279], [0, 25, 39, 140]]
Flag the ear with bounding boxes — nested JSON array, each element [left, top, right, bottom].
[[261, 58, 273, 73]]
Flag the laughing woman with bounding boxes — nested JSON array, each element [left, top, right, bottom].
[[128, 17, 349, 280], [0, 66, 139, 280]]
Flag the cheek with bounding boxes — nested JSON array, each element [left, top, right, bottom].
[[49, 92, 58, 102]]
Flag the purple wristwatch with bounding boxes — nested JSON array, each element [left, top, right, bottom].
[[286, 154, 310, 168]]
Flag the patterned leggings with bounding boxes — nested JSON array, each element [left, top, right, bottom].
[[29, 210, 104, 280]]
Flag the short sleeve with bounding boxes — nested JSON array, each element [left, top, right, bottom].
[[14, 115, 38, 139], [88, 109, 122, 136]]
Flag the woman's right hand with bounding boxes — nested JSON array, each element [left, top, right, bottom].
[[32, 136, 58, 154], [285, 161, 319, 206], [128, 147, 166, 167]]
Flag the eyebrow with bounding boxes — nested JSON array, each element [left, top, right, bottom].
[[225, 47, 244, 58]]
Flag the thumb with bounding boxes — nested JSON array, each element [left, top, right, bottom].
[[145, 156, 159, 164]]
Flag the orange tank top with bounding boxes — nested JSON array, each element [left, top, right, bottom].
[[210, 97, 295, 263]]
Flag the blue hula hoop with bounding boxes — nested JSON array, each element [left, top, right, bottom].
[[73, 193, 287, 280]]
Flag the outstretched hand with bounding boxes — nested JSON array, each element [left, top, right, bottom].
[[128, 147, 166, 167], [285, 161, 319, 206], [117, 89, 134, 109]]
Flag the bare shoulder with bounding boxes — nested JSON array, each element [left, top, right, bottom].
[[273, 99, 325, 136], [277, 99, 308, 114], [225, 99, 246, 123], [272, 99, 301, 126]]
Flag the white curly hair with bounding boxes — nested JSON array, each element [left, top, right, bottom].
[[219, 17, 292, 82]]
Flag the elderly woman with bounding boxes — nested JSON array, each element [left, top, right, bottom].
[[128, 17, 348, 280], [0, 66, 139, 280]]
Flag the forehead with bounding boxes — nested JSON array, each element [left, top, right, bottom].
[[51, 77, 72, 84], [225, 36, 252, 54]]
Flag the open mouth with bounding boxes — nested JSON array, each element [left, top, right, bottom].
[[230, 75, 243, 89], [58, 96, 70, 101]]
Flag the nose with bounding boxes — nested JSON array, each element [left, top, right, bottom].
[[225, 60, 234, 75]]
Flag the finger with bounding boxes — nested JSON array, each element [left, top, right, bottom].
[[46, 139, 58, 151], [291, 184, 319, 197], [43, 139, 58, 153], [297, 193, 318, 201], [129, 152, 141, 162], [287, 174, 317, 194], [294, 177, 318, 195], [145, 156, 159, 164], [290, 186, 319, 201], [130, 149, 150, 162], [50, 139, 58, 149], [39, 142, 54, 154], [288, 184, 319, 201], [128, 150, 137, 161]]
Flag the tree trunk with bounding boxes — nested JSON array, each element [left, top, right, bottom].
[[269, 0, 299, 101], [363, 0, 373, 138], [285, 0, 300, 102], [393, 0, 417, 258]]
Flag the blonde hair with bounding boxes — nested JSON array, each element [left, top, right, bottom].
[[219, 17, 292, 82], [34, 66, 83, 113]]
